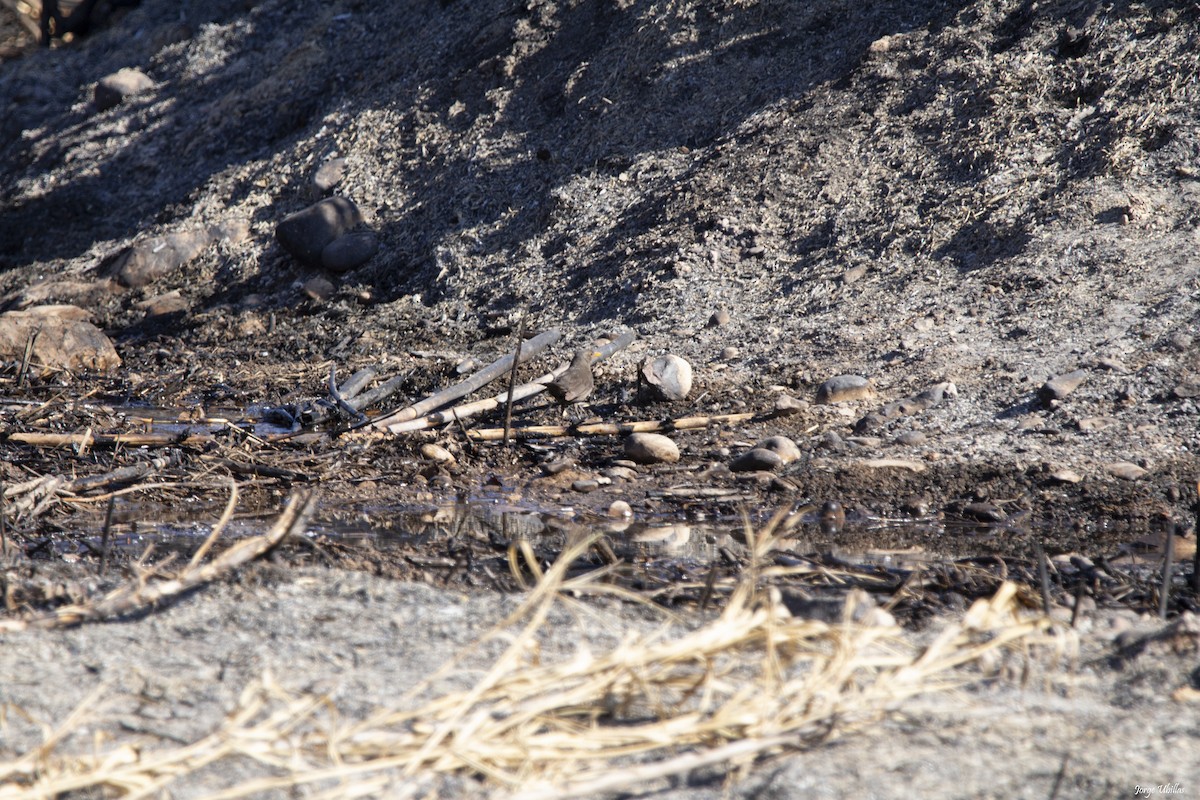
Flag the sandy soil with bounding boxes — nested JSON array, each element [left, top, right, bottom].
[[2, 0, 1200, 796]]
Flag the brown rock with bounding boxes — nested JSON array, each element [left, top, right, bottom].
[[754, 435, 800, 465], [1039, 369, 1088, 403], [730, 447, 784, 472], [624, 432, 680, 464], [0, 309, 120, 372], [1106, 461, 1147, 481]]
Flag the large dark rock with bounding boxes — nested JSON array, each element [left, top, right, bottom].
[[276, 197, 364, 268]]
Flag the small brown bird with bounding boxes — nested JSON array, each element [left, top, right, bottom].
[[547, 349, 597, 405]]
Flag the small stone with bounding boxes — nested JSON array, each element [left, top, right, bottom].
[[773, 394, 806, 416], [1094, 356, 1126, 372], [607, 500, 632, 518], [901, 495, 930, 516], [1038, 369, 1088, 403], [1106, 461, 1147, 481], [602, 466, 638, 482], [730, 448, 784, 472], [302, 276, 335, 301], [721, 346, 740, 360], [1048, 468, 1083, 484], [815, 374, 874, 404], [94, 67, 155, 111], [639, 354, 693, 401], [624, 432, 680, 464], [540, 458, 573, 476], [322, 231, 379, 272], [962, 502, 1006, 523], [313, 158, 347, 194], [134, 291, 189, 317], [818, 430, 845, 451], [420, 443, 455, 465], [0, 309, 120, 372], [842, 265, 867, 284], [1077, 416, 1117, 432], [895, 430, 926, 446], [571, 479, 600, 493], [1172, 383, 1200, 399], [707, 309, 731, 327], [754, 435, 800, 464], [276, 197, 364, 268], [819, 500, 846, 533]]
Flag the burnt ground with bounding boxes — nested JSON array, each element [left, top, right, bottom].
[[1, 1, 1200, 795]]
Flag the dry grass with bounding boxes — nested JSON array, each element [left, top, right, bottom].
[[0, 522, 1066, 799]]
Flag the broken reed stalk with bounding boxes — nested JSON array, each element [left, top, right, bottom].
[[467, 411, 760, 441], [1159, 521, 1174, 620], [378, 330, 636, 435], [0, 523, 1063, 799], [0, 488, 314, 634], [503, 314, 527, 447], [100, 495, 115, 572], [367, 328, 562, 431]]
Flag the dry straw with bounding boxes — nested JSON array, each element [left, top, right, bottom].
[[0, 512, 1064, 799]]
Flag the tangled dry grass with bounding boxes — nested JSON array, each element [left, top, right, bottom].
[[0, 515, 1068, 799]]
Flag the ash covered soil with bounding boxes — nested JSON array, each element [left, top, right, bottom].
[[2, 2, 1200, 796], [2, 0, 1199, 544]]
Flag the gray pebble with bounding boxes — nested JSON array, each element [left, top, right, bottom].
[[94, 67, 155, 111], [895, 430, 926, 446], [313, 158, 347, 194], [773, 394, 806, 416], [730, 448, 784, 472], [817, 430, 844, 451], [276, 197, 364, 268], [624, 432, 680, 464], [572, 479, 600, 493], [754, 435, 800, 464], [601, 466, 638, 482], [707, 309, 731, 327], [322, 231, 379, 272], [721, 346, 740, 360], [1038, 369, 1088, 403], [815, 374, 873, 404]]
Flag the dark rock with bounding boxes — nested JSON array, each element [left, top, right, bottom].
[[276, 197, 364, 268], [322, 231, 379, 272], [730, 447, 784, 472], [94, 68, 155, 111], [962, 502, 1006, 523]]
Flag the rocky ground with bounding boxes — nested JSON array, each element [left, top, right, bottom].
[[2, 0, 1200, 796]]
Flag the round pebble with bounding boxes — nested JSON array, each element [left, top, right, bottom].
[[729, 447, 784, 472], [607, 500, 633, 518], [639, 354, 693, 401], [815, 374, 874, 404], [1039, 369, 1088, 403], [895, 430, 926, 446], [624, 432, 680, 464], [322, 231, 379, 272], [754, 435, 800, 464], [94, 67, 155, 111], [1106, 461, 1147, 480]]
